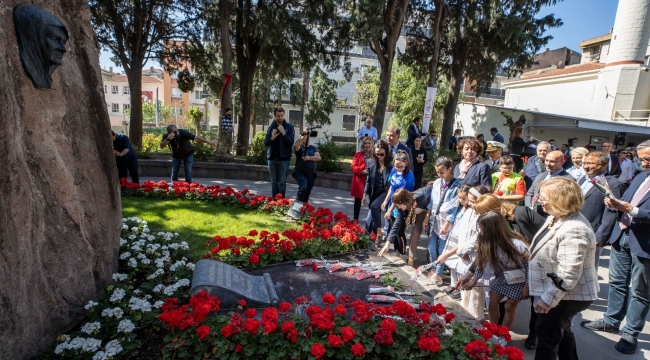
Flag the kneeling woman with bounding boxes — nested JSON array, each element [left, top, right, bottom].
[[464, 210, 530, 328], [378, 188, 426, 257], [292, 127, 321, 203]]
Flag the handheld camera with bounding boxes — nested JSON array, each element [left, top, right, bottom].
[[301, 125, 322, 137]]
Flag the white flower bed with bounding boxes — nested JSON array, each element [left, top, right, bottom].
[[50, 217, 195, 359]]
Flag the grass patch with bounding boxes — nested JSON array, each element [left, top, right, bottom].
[[121, 197, 298, 260]]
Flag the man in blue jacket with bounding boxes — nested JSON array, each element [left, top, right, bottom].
[[522, 141, 551, 189], [264, 106, 295, 198], [582, 140, 650, 355], [112, 131, 139, 184]]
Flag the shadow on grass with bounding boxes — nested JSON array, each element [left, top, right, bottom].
[[121, 197, 298, 261]]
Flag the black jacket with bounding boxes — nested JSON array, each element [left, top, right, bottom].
[[364, 161, 392, 199], [511, 206, 546, 242], [413, 185, 433, 210], [580, 175, 625, 246]]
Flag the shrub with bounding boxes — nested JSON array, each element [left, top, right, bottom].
[[315, 133, 341, 173], [250, 131, 268, 165], [137, 133, 163, 158], [334, 143, 357, 157], [193, 142, 215, 161]]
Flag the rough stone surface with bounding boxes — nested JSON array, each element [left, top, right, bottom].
[[0, 1, 121, 358]]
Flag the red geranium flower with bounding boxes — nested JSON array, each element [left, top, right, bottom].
[[238, 299, 246, 307], [418, 334, 441, 353], [243, 318, 260, 334], [310, 343, 326, 359], [340, 326, 355, 343], [351, 343, 365, 357], [244, 308, 257, 318], [380, 318, 397, 333], [373, 328, 394, 346], [196, 325, 210, 340], [249, 254, 260, 265], [220, 323, 239, 338], [464, 340, 492, 359], [327, 334, 342, 348], [262, 320, 278, 333], [444, 312, 456, 323], [334, 304, 347, 315], [322, 293, 336, 305], [235, 344, 243, 352], [279, 302, 292, 313]]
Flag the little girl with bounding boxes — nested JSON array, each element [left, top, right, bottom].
[[423, 156, 461, 286], [433, 184, 472, 299], [378, 188, 421, 256], [463, 210, 530, 328]]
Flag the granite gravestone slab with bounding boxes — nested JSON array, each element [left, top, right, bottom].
[[191, 260, 279, 309]]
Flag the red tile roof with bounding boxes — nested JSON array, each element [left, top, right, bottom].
[[109, 75, 164, 83], [507, 62, 605, 83]]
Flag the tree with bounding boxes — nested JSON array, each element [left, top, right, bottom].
[[89, 0, 202, 149], [437, 0, 561, 148], [501, 112, 527, 147], [251, 72, 284, 132], [187, 107, 205, 136], [347, 0, 411, 134], [305, 67, 340, 126], [353, 66, 380, 120], [125, 102, 173, 125]]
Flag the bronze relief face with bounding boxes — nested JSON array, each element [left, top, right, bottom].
[[13, 4, 69, 90]]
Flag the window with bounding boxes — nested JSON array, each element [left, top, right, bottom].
[[123, 86, 130, 94], [104, 85, 107, 93], [123, 104, 131, 112], [194, 90, 202, 100], [111, 85, 119, 94], [171, 88, 183, 98], [342, 114, 356, 132], [111, 103, 119, 113], [289, 110, 302, 124]]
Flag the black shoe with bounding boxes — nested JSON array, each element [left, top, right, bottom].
[[449, 289, 461, 300], [580, 318, 620, 334], [524, 334, 537, 350], [615, 333, 638, 354]]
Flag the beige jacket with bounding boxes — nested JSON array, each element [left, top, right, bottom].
[[528, 212, 599, 308]]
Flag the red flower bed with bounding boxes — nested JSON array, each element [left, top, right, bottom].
[[158, 291, 524, 360]]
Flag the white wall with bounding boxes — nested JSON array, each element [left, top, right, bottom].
[[504, 73, 599, 119]]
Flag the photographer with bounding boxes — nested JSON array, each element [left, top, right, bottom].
[[160, 125, 217, 184], [112, 130, 139, 184], [292, 127, 321, 203]]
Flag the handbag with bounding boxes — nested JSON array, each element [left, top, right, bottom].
[[502, 269, 526, 285]]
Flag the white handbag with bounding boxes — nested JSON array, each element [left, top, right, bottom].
[[502, 269, 526, 285]]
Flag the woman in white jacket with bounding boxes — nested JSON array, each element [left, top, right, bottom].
[[528, 177, 598, 360]]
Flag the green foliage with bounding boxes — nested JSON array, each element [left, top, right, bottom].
[[305, 66, 339, 126], [250, 131, 268, 165], [192, 142, 214, 161], [187, 107, 204, 135], [137, 133, 163, 158], [252, 72, 284, 127], [125, 101, 174, 125], [315, 133, 341, 173], [176, 68, 196, 93], [353, 66, 380, 119]]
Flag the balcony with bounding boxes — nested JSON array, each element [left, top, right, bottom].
[[465, 87, 506, 99]]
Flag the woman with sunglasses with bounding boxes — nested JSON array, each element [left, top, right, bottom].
[[363, 140, 393, 244]]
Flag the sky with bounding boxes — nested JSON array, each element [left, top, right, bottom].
[[99, 0, 621, 72]]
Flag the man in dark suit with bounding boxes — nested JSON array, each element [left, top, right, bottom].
[[579, 151, 624, 267], [405, 117, 423, 151], [582, 141, 650, 355], [522, 141, 551, 189], [385, 126, 413, 165], [490, 127, 505, 143], [601, 141, 621, 177], [525, 150, 575, 216]]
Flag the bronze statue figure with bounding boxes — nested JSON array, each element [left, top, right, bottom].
[[13, 4, 69, 90]]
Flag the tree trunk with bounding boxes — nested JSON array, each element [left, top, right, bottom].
[[0, 1, 121, 357], [441, 43, 470, 150], [126, 67, 144, 150], [236, 68, 255, 155], [219, 0, 232, 117], [427, 0, 446, 87], [300, 67, 309, 130], [373, 57, 393, 134]]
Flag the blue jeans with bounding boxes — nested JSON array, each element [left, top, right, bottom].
[[604, 233, 650, 337], [428, 231, 446, 275], [292, 169, 315, 203], [268, 160, 290, 198], [171, 154, 194, 183]]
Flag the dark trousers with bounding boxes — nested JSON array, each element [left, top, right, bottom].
[[292, 170, 315, 203], [388, 215, 407, 254], [414, 172, 423, 190], [368, 193, 386, 234], [512, 155, 524, 172], [117, 156, 139, 184], [534, 300, 592, 360], [353, 197, 362, 221]]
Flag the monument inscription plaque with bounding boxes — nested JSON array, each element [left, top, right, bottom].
[[191, 260, 279, 309]]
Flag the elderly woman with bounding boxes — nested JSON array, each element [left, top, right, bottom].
[[351, 137, 374, 222], [567, 147, 589, 180], [528, 177, 598, 360], [454, 137, 492, 187]]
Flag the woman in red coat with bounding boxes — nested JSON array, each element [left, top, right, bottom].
[[351, 137, 375, 221]]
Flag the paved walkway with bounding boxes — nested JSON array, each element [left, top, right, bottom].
[[142, 177, 649, 359]]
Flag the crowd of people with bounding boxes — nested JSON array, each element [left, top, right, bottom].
[[351, 121, 650, 359]]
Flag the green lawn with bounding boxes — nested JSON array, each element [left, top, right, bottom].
[[121, 197, 298, 260]]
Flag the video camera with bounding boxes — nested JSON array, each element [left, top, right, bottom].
[[301, 125, 322, 137], [568, 137, 578, 147]]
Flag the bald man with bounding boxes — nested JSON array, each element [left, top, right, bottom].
[[525, 150, 576, 216]]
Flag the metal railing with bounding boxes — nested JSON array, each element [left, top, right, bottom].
[[611, 109, 650, 125], [465, 87, 506, 99]]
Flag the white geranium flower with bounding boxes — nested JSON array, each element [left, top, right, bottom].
[[153, 284, 165, 293], [81, 338, 102, 352], [128, 258, 138, 268], [128, 234, 137, 240], [112, 273, 128, 282], [68, 337, 84, 349], [110, 288, 126, 303], [141, 258, 151, 265], [80, 322, 101, 334], [92, 351, 107, 360], [119, 238, 127, 246], [130, 227, 139, 234], [105, 339, 123, 356], [170, 260, 186, 271], [117, 319, 135, 333], [186, 263, 195, 271], [54, 342, 67, 355], [119, 252, 131, 260], [133, 289, 141, 294], [122, 224, 128, 230], [137, 253, 147, 259], [84, 300, 98, 310], [153, 300, 164, 308], [113, 308, 124, 319]]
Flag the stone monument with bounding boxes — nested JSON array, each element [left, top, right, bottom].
[[0, 1, 121, 358]]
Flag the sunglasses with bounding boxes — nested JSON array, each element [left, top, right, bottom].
[[375, 153, 386, 157]]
